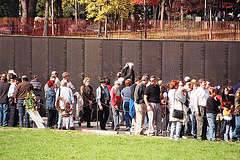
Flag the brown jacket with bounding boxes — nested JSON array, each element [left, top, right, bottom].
[[14, 81, 34, 100], [80, 85, 94, 107]]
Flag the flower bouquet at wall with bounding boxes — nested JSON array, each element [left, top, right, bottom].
[[23, 90, 45, 128], [23, 90, 40, 112]]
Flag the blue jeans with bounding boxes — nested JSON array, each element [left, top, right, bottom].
[[189, 107, 197, 135], [170, 121, 183, 140], [232, 116, 240, 139], [206, 113, 217, 141], [18, 100, 30, 127], [123, 100, 131, 128], [0, 103, 9, 126]]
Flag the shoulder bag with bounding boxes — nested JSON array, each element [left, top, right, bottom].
[[172, 99, 184, 119]]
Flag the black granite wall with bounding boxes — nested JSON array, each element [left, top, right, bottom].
[[0, 36, 239, 95]]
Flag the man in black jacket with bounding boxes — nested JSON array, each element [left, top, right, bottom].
[[0, 76, 10, 126]]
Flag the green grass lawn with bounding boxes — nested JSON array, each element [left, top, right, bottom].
[[0, 127, 239, 160]]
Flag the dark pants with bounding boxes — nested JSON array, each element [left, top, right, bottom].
[[83, 106, 92, 126], [47, 109, 57, 128], [98, 105, 109, 130], [8, 98, 18, 127], [162, 105, 169, 132], [196, 106, 207, 140]]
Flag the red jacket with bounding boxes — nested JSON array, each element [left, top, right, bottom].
[[110, 86, 121, 106]]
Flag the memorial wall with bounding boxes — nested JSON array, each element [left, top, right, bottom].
[[0, 36, 239, 93]]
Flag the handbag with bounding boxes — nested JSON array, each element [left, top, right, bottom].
[[172, 98, 184, 119], [172, 109, 184, 119]]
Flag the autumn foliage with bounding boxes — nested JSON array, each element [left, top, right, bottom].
[[131, 0, 160, 6]]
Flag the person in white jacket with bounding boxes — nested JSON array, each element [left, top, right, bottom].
[[169, 80, 187, 140], [56, 80, 74, 130]]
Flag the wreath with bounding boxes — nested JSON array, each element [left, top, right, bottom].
[[56, 97, 73, 117]]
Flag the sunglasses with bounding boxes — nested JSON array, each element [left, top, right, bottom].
[[150, 80, 155, 82]]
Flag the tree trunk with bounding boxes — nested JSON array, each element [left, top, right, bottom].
[[10, 0, 19, 17], [121, 12, 123, 31], [43, 0, 49, 36], [105, 16, 108, 38], [130, 5, 138, 32], [55, 0, 63, 18], [166, 0, 172, 29], [153, 5, 157, 28], [28, 0, 36, 18], [160, 0, 166, 30], [21, 0, 28, 34], [21, 0, 28, 19], [180, 0, 183, 22]]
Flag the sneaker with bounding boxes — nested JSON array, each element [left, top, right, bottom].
[[169, 137, 174, 140], [182, 136, 187, 139], [114, 127, 120, 131], [149, 133, 155, 136], [125, 127, 130, 131], [175, 137, 181, 140]]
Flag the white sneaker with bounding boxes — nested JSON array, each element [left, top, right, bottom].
[[182, 136, 187, 139], [175, 137, 181, 140], [169, 137, 174, 140]]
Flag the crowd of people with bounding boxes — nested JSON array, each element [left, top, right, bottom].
[[0, 63, 240, 142]]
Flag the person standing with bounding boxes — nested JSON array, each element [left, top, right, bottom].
[[0, 76, 10, 126], [80, 77, 95, 128], [168, 80, 179, 135], [14, 75, 34, 127], [51, 71, 60, 89], [144, 75, 162, 136], [129, 76, 141, 132], [110, 80, 121, 131], [105, 77, 112, 127], [188, 80, 198, 138], [8, 76, 21, 127], [222, 103, 233, 141], [169, 85, 187, 140], [133, 75, 149, 135], [44, 75, 56, 98], [46, 80, 57, 129], [194, 79, 210, 140], [206, 87, 220, 141], [56, 80, 74, 130], [60, 72, 75, 91], [30, 74, 42, 114], [233, 78, 240, 95], [30, 74, 42, 101], [232, 88, 240, 141], [96, 78, 110, 130], [121, 79, 132, 131]]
